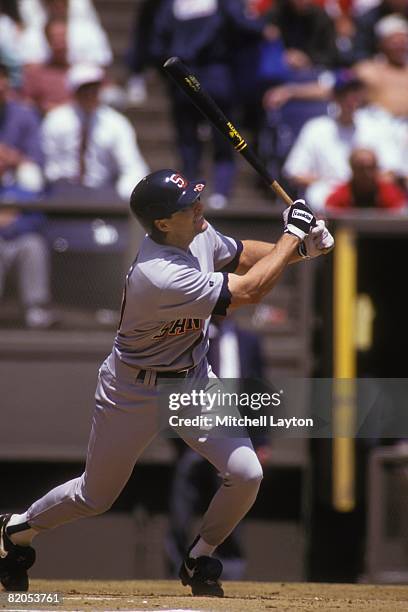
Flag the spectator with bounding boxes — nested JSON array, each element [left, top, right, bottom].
[[283, 70, 402, 210], [326, 147, 407, 210], [19, 0, 113, 67], [354, 0, 408, 60], [42, 64, 149, 202], [19, 0, 105, 28], [354, 14, 408, 185], [264, 0, 339, 69], [22, 18, 70, 115], [0, 63, 43, 197], [150, 0, 270, 209], [125, 0, 164, 107], [354, 14, 408, 117], [259, 0, 343, 187], [0, 0, 23, 86], [0, 62, 54, 329], [353, 1, 381, 15]]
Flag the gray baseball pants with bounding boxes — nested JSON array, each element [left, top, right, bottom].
[[26, 353, 263, 547]]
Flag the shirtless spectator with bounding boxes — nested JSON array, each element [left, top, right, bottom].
[[22, 19, 70, 114], [354, 14, 408, 185], [354, 14, 408, 118], [283, 71, 402, 210], [326, 148, 407, 210]]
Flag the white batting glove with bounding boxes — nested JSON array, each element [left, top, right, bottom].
[[298, 219, 334, 259]]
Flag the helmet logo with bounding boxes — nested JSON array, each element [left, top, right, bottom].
[[170, 173, 188, 189]]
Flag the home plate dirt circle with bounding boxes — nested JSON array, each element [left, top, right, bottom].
[[1, 580, 408, 611]]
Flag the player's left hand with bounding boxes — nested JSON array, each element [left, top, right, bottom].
[[299, 219, 334, 259]]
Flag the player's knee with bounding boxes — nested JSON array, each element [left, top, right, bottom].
[[243, 463, 263, 488], [226, 460, 263, 490], [74, 488, 114, 516], [78, 497, 113, 516]]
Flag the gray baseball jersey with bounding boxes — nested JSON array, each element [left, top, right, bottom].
[[114, 223, 243, 371]]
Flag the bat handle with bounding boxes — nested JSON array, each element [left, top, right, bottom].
[[270, 180, 294, 207]]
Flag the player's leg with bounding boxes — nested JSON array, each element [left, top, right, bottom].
[[171, 365, 263, 596], [184, 434, 263, 550], [0, 360, 160, 590], [175, 433, 262, 596]]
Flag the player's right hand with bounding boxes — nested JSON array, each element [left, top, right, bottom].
[[283, 199, 316, 242]]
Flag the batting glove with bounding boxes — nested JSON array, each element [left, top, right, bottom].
[[298, 219, 335, 259], [283, 199, 316, 241]]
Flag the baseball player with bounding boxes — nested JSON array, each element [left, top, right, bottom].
[[0, 169, 334, 597]]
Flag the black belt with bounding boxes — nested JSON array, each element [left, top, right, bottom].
[[136, 368, 193, 383]]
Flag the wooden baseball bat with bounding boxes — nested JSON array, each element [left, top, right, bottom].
[[163, 56, 293, 207]]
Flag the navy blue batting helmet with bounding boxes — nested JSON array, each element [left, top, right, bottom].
[[130, 169, 206, 230]]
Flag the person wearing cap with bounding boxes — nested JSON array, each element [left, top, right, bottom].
[[354, 0, 408, 60], [282, 68, 403, 210], [0, 168, 334, 596], [41, 63, 149, 201]]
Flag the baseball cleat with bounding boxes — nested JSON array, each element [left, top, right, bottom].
[[0, 514, 36, 592], [179, 554, 224, 597]]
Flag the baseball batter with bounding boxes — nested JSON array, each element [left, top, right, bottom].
[[0, 169, 334, 596]]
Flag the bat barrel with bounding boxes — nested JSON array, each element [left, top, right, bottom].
[[163, 57, 294, 209]]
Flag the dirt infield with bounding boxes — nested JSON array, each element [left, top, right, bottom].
[[2, 580, 408, 612]]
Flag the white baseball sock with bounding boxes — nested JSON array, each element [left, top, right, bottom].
[[189, 537, 216, 559], [6, 513, 39, 546]]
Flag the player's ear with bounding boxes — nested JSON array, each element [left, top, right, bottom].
[[154, 218, 171, 233]]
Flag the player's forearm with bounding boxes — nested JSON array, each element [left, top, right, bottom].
[[228, 233, 299, 307], [236, 239, 301, 274]]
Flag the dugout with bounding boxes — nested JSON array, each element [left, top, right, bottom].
[[308, 212, 408, 583]]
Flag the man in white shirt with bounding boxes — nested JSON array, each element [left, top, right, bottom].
[[18, 0, 113, 67], [283, 70, 402, 211], [42, 64, 149, 201]]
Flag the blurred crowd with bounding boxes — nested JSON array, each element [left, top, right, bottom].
[[0, 0, 407, 326], [130, 0, 408, 211]]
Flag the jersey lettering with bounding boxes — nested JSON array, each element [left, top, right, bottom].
[[152, 318, 202, 339], [184, 318, 202, 332]]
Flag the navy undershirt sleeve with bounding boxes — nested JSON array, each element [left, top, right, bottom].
[[212, 273, 232, 316], [219, 239, 243, 273]]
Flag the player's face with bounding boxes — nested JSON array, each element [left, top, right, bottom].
[[160, 199, 208, 248]]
